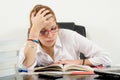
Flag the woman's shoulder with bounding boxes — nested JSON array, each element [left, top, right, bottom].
[[59, 29, 76, 35], [58, 29, 77, 40], [59, 29, 82, 37], [58, 29, 86, 42]]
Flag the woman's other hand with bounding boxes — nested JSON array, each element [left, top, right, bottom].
[[54, 60, 82, 65]]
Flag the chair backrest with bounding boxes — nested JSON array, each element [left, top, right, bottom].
[[57, 22, 86, 37], [57, 22, 86, 59]]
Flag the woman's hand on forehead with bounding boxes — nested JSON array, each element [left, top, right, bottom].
[[31, 8, 55, 31]]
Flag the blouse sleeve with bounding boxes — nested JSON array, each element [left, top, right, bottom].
[[17, 44, 37, 70], [74, 32, 112, 66]]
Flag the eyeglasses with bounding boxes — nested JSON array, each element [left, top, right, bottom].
[[39, 26, 58, 36]]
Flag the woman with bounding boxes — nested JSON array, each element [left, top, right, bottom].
[[18, 4, 111, 70]]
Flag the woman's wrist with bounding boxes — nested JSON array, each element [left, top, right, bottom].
[[27, 39, 39, 44], [28, 33, 39, 40], [26, 43, 37, 50], [29, 27, 40, 39]]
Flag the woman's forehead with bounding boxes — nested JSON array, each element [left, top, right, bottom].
[[45, 22, 57, 29]]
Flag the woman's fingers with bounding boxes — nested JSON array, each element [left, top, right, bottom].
[[31, 11, 36, 19], [36, 8, 46, 16], [40, 10, 53, 21], [54, 60, 81, 65], [45, 14, 53, 20], [31, 8, 54, 22], [54, 60, 67, 64], [41, 10, 50, 17], [31, 8, 56, 31]]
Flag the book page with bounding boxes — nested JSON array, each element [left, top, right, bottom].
[[34, 64, 64, 72], [63, 64, 93, 72]]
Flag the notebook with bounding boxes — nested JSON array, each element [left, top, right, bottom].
[[94, 66, 120, 77]]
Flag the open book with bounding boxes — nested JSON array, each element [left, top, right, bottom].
[[19, 64, 94, 75], [33, 64, 94, 75]]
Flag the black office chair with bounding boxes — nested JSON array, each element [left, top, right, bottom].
[[57, 22, 86, 59]]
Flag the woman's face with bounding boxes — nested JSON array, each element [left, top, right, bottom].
[[39, 22, 58, 48]]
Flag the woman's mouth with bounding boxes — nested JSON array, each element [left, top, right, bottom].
[[46, 40, 54, 43]]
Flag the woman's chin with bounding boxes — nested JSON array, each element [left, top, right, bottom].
[[45, 42, 55, 47]]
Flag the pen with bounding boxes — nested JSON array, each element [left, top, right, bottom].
[[18, 69, 28, 72]]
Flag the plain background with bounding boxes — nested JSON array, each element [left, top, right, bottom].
[[0, 0, 120, 66]]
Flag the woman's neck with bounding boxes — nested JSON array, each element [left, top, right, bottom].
[[41, 44, 54, 50], [41, 45, 54, 59]]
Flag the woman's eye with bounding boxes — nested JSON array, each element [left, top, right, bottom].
[[51, 27, 56, 31]]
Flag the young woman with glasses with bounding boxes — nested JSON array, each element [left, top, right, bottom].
[[18, 4, 111, 70]]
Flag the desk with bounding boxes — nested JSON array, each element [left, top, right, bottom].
[[0, 74, 115, 80]]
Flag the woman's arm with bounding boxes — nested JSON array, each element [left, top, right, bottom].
[[55, 31, 111, 67], [74, 32, 112, 66], [21, 9, 53, 68], [23, 40, 37, 68], [54, 59, 94, 66]]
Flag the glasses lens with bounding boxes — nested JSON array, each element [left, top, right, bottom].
[[40, 30, 48, 35]]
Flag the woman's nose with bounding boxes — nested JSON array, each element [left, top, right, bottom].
[[47, 32, 53, 38]]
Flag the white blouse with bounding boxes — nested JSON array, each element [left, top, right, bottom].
[[18, 29, 111, 70]]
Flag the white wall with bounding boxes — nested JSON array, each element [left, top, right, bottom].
[[0, 0, 120, 76]]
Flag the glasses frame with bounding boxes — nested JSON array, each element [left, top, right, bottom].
[[39, 26, 59, 36]]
